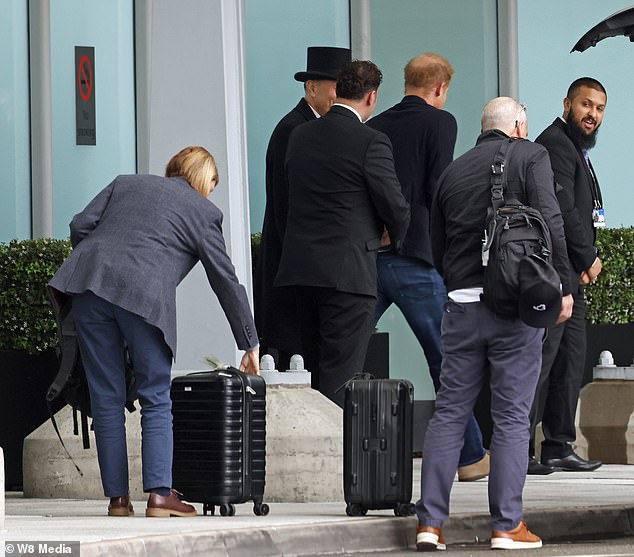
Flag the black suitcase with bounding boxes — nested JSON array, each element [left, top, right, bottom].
[[343, 376, 415, 517], [171, 367, 269, 516]]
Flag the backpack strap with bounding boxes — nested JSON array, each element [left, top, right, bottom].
[[46, 299, 80, 404], [482, 138, 520, 267], [489, 137, 519, 213], [80, 410, 91, 450], [47, 405, 84, 477]]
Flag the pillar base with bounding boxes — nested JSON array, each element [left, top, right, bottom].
[[578, 380, 634, 464]]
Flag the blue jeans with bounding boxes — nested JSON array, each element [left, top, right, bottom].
[[375, 253, 485, 467], [73, 291, 173, 497]]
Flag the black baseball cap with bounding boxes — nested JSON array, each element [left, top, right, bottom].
[[518, 254, 563, 328]]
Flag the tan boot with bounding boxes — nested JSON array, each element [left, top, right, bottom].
[[416, 525, 447, 551], [491, 520, 542, 549], [458, 451, 490, 482]]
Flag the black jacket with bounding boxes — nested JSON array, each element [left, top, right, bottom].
[[276, 105, 410, 297], [368, 96, 457, 264], [254, 98, 315, 350], [535, 118, 601, 293], [431, 130, 572, 296]]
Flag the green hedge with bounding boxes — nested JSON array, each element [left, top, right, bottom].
[[585, 227, 634, 325], [0, 238, 72, 354]]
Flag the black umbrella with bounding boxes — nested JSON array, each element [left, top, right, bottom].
[[571, 5, 634, 52]]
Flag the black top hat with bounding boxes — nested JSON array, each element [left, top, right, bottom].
[[518, 254, 563, 328], [294, 46, 352, 82]]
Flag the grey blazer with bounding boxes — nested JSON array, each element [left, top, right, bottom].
[[49, 174, 258, 356]]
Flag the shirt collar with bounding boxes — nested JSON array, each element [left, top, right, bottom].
[[332, 102, 363, 122], [307, 102, 321, 119]]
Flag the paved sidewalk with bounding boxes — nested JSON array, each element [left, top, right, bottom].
[[2, 463, 633, 556]]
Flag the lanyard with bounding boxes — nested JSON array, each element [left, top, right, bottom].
[[584, 154, 603, 209]]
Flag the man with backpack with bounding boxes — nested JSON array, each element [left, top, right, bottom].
[[415, 97, 573, 551]]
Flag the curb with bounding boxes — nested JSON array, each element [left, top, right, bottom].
[[79, 505, 634, 556]]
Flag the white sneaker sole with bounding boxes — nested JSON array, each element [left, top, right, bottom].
[[491, 538, 543, 550], [416, 532, 447, 551]]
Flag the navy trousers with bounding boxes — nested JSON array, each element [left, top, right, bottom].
[[72, 291, 173, 497], [416, 300, 542, 531], [375, 253, 485, 467]]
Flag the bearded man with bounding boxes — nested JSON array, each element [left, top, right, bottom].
[[528, 77, 607, 475]]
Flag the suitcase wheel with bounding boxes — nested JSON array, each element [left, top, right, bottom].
[[203, 503, 215, 516], [253, 502, 270, 516], [345, 503, 367, 517], [219, 503, 236, 517], [394, 503, 415, 517]]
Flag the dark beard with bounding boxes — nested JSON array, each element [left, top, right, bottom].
[[565, 107, 599, 150]]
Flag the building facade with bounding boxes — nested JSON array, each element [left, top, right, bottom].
[[1, 0, 632, 395]]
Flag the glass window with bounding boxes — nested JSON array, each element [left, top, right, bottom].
[[0, 0, 31, 241], [50, 0, 136, 238]]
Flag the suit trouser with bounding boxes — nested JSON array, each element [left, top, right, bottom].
[[529, 293, 586, 458], [293, 286, 375, 408], [72, 291, 173, 497], [415, 300, 542, 531], [374, 253, 486, 467]]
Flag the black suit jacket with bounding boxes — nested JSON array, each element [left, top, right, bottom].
[[254, 98, 315, 350], [535, 118, 601, 293], [368, 96, 457, 265], [276, 105, 411, 297]]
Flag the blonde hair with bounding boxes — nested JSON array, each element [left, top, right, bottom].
[[404, 52, 454, 91], [165, 146, 218, 196]]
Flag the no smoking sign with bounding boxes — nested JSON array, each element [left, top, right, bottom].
[[75, 46, 96, 145]]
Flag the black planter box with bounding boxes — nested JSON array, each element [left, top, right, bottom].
[[0, 349, 60, 490]]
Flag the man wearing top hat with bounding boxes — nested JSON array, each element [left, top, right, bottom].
[[275, 61, 410, 407], [254, 46, 351, 373]]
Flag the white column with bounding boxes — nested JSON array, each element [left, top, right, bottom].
[[350, 0, 372, 60], [497, 0, 519, 99], [135, 0, 252, 371], [28, 0, 54, 238]]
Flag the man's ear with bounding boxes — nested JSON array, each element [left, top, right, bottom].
[[305, 80, 317, 97], [563, 96, 571, 116], [366, 89, 377, 107]]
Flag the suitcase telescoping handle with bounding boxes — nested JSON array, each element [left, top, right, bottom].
[[335, 372, 375, 394]]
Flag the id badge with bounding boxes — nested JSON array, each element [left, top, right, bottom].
[[592, 208, 606, 228]]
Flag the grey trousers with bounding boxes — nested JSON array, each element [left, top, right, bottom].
[[415, 300, 542, 531]]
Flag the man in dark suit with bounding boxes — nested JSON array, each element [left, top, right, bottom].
[[368, 52, 488, 481], [276, 60, 410, 407], [254, 46, 351, 373], [529, 78, 607, 474]]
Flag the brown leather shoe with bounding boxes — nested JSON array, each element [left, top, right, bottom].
[[491, 520, 542, 549], [416, 525, 447, 551], [458, 451, 490, 482], [108, 495, 134, 517], [146, 489, 197, 517]]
